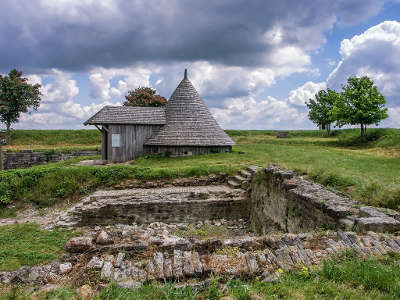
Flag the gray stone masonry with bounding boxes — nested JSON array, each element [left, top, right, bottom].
[[250, 165, 400, 234], [2, 149, 101, 170], [56, 185, 248, 227], [1, 230, 400, 286]]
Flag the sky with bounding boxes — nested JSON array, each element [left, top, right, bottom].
[[1, 0, 400, 130]]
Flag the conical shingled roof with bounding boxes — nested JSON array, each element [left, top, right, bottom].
[[145, 71, 235, 147]]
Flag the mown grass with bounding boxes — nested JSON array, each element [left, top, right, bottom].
[[1, 251, 400, 299], [0, 128, 399, 211], [0, 223, 76, 272]]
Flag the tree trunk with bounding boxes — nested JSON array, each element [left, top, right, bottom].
[[326, 123, 331, 136], [5, 121, 10, 142], [360, 123, 366, 143]]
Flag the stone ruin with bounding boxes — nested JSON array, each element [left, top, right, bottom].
[[1, 165, 400, 290], [250, 165, 400, 234], [1, 149, 101, 170]]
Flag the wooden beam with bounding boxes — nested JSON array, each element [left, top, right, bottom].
[[94, 125, 110, 133], [0, 145, 3, 171]]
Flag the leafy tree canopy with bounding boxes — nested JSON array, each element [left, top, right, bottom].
[[306, 88, 339, 135], [0, 69, 42, 140], [123, 87, 167, 107], [332, 76, 388, 142]]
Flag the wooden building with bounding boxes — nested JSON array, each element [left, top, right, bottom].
[[84, 70, 235, 162], [84, 106, 166, 162]]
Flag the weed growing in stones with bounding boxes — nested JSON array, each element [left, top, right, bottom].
[[4, 252, 399, 299], [173, 223, 249, 240], [215, 246, 241, 257]]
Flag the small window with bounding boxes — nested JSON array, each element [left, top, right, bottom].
[[112, 134, 120, 147]]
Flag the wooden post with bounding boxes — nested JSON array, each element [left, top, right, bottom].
[[0, 145, 3, 171]]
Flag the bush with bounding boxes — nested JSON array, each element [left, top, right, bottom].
[[0, 183, 11, 205], [335, 128, 400, 148]]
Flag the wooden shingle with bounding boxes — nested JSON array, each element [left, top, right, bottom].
[[84, 106, 166, 125], [144, 73, 235, 147]]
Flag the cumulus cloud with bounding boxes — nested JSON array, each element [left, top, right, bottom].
[[0, 0, 392, 72], [328, 21, 400, 91], [14, 69, 119, 129], [212, 96, 308, 130], [211, 79, 328, 129], [327, 20, 400, 126], [88, 54, 315, 110], [210, 18, 400, 130], [89, 67, 152, 101], [4, 2, 400, 129], [287, 81, 327, 107], [41, 69, 79, 104], [386, 107, 400, 127]]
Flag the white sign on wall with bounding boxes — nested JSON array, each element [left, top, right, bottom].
[[112, 134, 121, 147]]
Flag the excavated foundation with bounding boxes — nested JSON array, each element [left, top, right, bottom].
[[56, 185, 249, 227], [250, 166, 400, 234], [2, 166, 400, 290]]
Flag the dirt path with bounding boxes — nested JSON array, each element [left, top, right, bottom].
[[0, 205, 64, 229]]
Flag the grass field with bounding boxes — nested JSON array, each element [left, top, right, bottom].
[[0, 128, 399, 211], [3, 129, 101, 152], [0, 223, 76, 272], [1, 251, 400, 299]]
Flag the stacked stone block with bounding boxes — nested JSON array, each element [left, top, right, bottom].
[[2, 149, 101, 170]]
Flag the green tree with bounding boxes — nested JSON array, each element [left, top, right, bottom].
[[123, 87, 167, 107], [332, 76, 388, 142], [0, 69, 42, 140], [306, 88, 339, 136]]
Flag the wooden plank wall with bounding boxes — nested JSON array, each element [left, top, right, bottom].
[[108, 124, 162, 162], [101, 129, 108, 160], [144, 145, 232, 157]]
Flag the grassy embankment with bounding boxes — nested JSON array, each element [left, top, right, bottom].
[[1, 250, 400, 299], [3, 129, 101, 152], [1, 128, 398, 215]]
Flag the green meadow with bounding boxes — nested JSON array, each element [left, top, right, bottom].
[[1, 128, 399, 211]]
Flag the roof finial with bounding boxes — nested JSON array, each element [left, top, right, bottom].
[[184, 69, 188, 79]]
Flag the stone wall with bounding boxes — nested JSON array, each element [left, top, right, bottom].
[[2, 149, 101, 170], [250, 165, 400, 234], [56, 185, 250, 227], [3, 227, 400, 287]]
